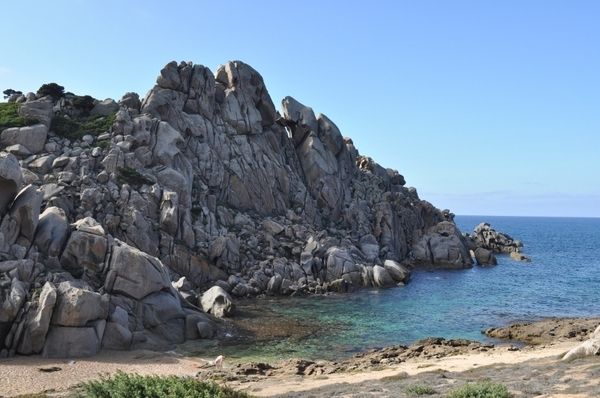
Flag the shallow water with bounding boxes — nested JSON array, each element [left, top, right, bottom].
[[185, 216, 600, 361]]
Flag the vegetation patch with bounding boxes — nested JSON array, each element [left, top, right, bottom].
[[117, 167, 154, 188], [81, 372, 251, 398], [404, 384, 437, 395], [37, 83, 64, 100], [51, 112, 115, 140], [0, 102, 39, 130], [448, 380, 511, 398]]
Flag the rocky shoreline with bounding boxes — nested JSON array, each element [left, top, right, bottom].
[[1, 316, 598, 397], [1, 59, 530, 359]]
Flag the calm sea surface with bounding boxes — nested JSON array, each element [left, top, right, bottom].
[[187, 216, 600, 360]]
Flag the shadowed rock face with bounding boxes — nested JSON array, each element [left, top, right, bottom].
[[0, 59, 478, 358], [0, 153, 22, 216]]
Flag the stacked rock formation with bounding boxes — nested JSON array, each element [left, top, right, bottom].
[[0, 60, 480, 357]]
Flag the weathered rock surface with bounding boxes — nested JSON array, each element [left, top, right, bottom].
[[201, 286, 234, 318], [563, 325, 600, 361], [412, 222, 472, 269], [0, 59, 504, 358], [0, 152, 22, 216], [470, 222, 523, 253], [474, 247, 497, 266]]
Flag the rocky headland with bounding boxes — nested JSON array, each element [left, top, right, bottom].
[[1, 60, 530, 359]]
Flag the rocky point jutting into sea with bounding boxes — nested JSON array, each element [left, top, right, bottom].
[[0, 60, 525, 359]]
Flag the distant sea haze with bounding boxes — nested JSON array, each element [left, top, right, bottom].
[[212, 216, 600, 360]]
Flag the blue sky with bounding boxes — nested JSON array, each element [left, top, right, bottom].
[[1, 1, 599, 217]]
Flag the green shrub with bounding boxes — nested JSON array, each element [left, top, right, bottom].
[[3, 88, 22, 99], [72, 95, 96, 115], [448, 380, 511, 398], [37, 83, 64, 100], [51, 113, 115, 140], [0, 102, 39, 130], [82, 112, 116, 135], [404, 384, 437, 395], [51, 115, 81, 139], [82, 372, 251, 398], [117, 167, 154, 188]]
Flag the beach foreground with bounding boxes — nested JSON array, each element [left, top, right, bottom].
[[2, 318, 599, 397]]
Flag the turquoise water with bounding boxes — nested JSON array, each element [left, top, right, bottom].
[[191, 216, 600, 361]]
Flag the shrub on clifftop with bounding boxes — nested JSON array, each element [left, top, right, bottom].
[[0, 102, 39, 130], [37, 82, 65, 100]]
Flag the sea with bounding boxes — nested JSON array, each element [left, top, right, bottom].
[[185, 216, 600, 361]]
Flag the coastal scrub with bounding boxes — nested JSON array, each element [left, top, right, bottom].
[[0, 102, 39, 130], [448, 380, 511, 398], [82, 372, 251, 398]]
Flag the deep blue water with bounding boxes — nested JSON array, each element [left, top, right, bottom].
[[190, 216, 600, 360]]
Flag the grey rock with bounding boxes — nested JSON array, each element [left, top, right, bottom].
[[18, 98, 53, 127], [104, 240, 171, 300], [474, 247, 497, 266], [0, 152, 23, 216], [0, 185, 43, 247], [34, 207, 70, 257], [200, 286, 234, 318], [0, 279, 27, 323], [52, 281, 108, 327], [43, 326, 100, 357], [383, 260, 411, 283], [90, 99, 119, 117], [412, 222, 473, 269], [17, 282, 57, 355], [372, 265, 395, 288], [1, 124, 48, 154]]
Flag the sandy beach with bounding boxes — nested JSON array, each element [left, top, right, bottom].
[[2, 318, 600, 397]]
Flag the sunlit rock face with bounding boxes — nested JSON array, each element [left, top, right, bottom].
[[0, 59, 471, 358]]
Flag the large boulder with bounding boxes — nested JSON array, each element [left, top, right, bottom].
[[563, 325, 600, 361], [0, 279, 27, 323], [412, 222, 473, 269], [0, 185, 43, 247], [34, 207, 70, 257], [43, 324, 103, 358], [51, 281, 109, 327], [0, 124, 48, 154], [17, 282, 57, 355], [470, 222, 523, 253], [372, 265, 395, 288], [18, 98, 53, 127], [383, 260, 411, 283], [60, 218, 108, 278], [474, 247, 497, 266], [90, 99, 119, 116], [200, 286, 234, 318], [104, 240, 171, 300], [0, 152, 22, 216]]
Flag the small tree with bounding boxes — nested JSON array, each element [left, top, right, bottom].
[[72, 95, 96, 115], [37, 83, 65, 100], [3, 89, 22, 99]]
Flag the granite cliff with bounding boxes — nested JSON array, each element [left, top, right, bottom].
[[0, 60, 497, 358]]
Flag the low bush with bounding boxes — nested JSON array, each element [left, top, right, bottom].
[[82, 372, 251, 398], [117, 167, 154, 187], [404, 384, 437, 395], [448, 380, 511, 398], [51, 113, 115, 140], [0, 102, 39, 130]]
